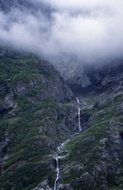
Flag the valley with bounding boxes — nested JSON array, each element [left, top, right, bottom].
[[0, 0, 123, 189], [0, 48, 123, 190]]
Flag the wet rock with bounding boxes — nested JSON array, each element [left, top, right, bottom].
[[0, 132, 10, 154], [100, 184, 108, 190], [32, 179, 52, 190], [58, 184, 73, 190], [79, 172, 94, 186], [0, 92, 15, 113]]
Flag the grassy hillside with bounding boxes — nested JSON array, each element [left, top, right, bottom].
[[0, 52, 75, 190], [60, 93, 123, 190], [1, 50, 123, 190]]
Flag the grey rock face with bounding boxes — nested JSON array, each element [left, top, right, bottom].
[[0, 132, 10, 175], [0, 49, 76, 190], [58, 184, 73, 190], [0, 92, 15, 113], [33, 179, 52, 190], [76, 74, 92, 87], [13, 73, 73, 103], [0, 132, 9, 154], [0, 53, 73, 116], [55, 58, 123, 95]]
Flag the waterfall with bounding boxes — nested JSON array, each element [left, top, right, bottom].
[[53, 98, 82, 189], [53, 139, 70, 190], [78, 107, 82, 132], [57, 139, 70, 153], [53, 155, 60, 190], [76, 97, 80, 104], [76, 98, 82, 132]]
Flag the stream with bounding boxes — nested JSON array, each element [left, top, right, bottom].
[[76, 98, 82, 131], [53, 98, 82, 190], [53, 155, 60, 190]]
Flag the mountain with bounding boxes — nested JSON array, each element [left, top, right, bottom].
[[0, 47, 123, 190], [51, 57, 123, 190], [59, 90, 123, 190], [0, 48, 77, 190], [0, 1, 123, 190], [53, 56, 123, 95]]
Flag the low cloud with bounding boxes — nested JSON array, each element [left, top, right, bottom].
[[0, 0, 123, 63]]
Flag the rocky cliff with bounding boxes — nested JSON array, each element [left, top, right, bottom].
[[0, 48, 79, 190], [54, 57, 123, 95], [1, 1, 123, 190], [52, 59, 123, 190], [1, 46, 123, 190], [58, 92, 123, 190]]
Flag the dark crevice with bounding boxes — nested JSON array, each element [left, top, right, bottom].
[[120, 132, 123, 146]]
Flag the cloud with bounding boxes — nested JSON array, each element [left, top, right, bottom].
[[0, 0, 123, 63]]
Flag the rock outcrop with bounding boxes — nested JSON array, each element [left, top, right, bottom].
[[0, 49, 77, 190], [59, 90, 123, 190], [55, 57, 123, 95]]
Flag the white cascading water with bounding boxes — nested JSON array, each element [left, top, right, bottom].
[[53, 139, 70, 190], [53, 98, 82, 189], [53, 155, 60, 190], [76, 97, 80, 104], [58, 139, 70, 152], [78, 107, 82, 132], [76, 98, 82, 132]]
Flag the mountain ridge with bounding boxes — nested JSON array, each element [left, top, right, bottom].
[[0, 47, 123, 189], [0, 48, 78, 190], [0, 1, 123, 189]]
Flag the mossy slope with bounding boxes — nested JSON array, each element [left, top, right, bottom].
[[0, 51, 74, 190], [60, 93, 123, 190]]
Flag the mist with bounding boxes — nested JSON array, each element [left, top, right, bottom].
[[0, 0, 123, 63]]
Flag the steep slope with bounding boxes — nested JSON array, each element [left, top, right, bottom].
[[55, 58, 123, 95], [50, 56, 123, 190], [1, 47, 123, 190], [55, 73, 123, 190], [0, 49, 78, 190], [0, 1, 123, 190]]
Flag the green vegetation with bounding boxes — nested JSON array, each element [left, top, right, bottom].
[[1, 162, 54, 190], [60, 93, 123, 190], [0, 93, 72, 189], [0, 53, 72, 189], [0, 55, 57, 88], [1, 51, 123, 190], [0, 120, 8, 141]]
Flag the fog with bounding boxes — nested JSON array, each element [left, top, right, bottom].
[[0, 0, 123, 63]]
